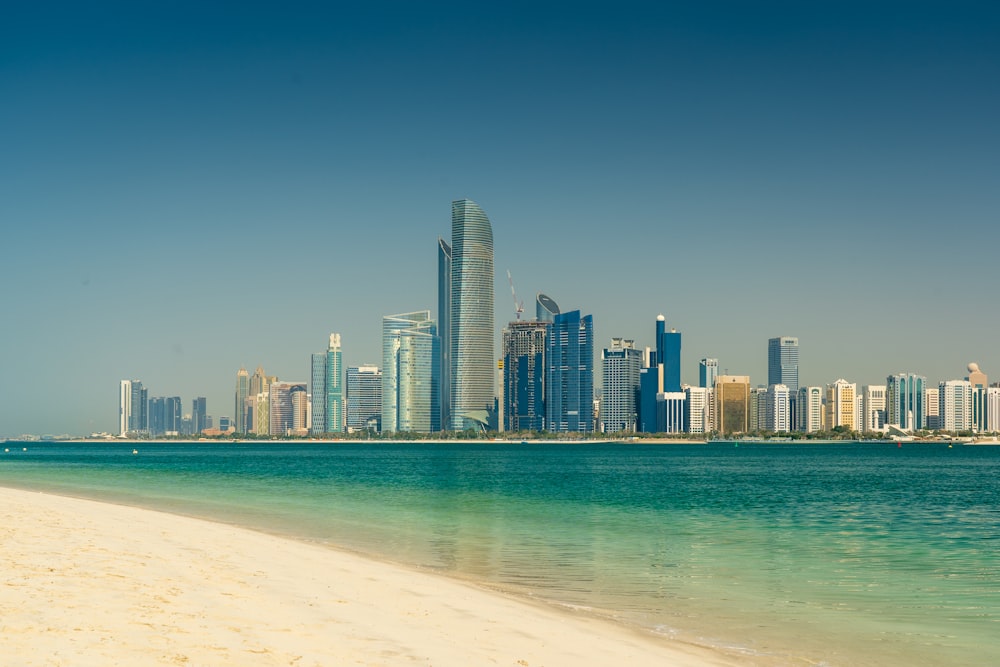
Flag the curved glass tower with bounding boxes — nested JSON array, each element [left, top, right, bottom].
[[450, 199, 494, 430]]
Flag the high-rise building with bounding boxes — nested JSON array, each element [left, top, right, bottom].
[[654, 315, 682, 393], [192, 397, 207, 434], [825, 380, 856, 431], [382, 311, 440, 434], [859, 385, 887, 433], [235, 368, 250, 433], [119, 380, 132, 436], [346, 365, 382, 432], [685, 386, 711, 434], [502, 320, 549, 432], [767, 337, 799, 393], [966, 363, 989, 432], [939, 380, 973, 432], [985, 387, 1000, 433], [699, 358, 719, 389], [268, 382, 307, 436], [438, 238, 452, 430], [763, 384, 791, 432], [715, 376, 750, 435], [546, 310, 594, 433], [797, 386, 823, 433], [310, 333, 344, 435], [536, 293, 560, 323], [887, 373, 926, 431], [601, 338, 643, 433], [658, 392, 687, 433], [925, 387, 941, 430], [446, 199, 495, 431]]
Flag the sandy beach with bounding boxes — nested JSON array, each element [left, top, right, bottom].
[[0, 486, 742, 667]]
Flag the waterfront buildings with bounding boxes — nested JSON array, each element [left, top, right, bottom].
[[763, 384, 791, 432], [502, 320, 549, 432], [382, 311, 440, 434], [601, 338, 643, 433], [825, 380, 856, 431], [859, 385, 887, 433], [699, 358, 719, 390], [234, 368, 250, 433], [654, 315, 682, 393], [268, 382, 307, 436], [925, 387, 941, 430], [797, 386, 823, 433], [715, 376, 750, 434], [887, 373, 926, 432], [546, 310, 594, 433], [939, 380, 973, 432], [119, 380, 133, 436], [192, 397, 207, 434], [444, 199, 495, 431], [346, 365, 382, 432], [310, 333, 344, 434], [685, 386, 711, 434], [768, 337, 799, 393], [967, 363, 989, 432]]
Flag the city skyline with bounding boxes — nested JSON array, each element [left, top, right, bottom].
[[2, 3, 999, 436]]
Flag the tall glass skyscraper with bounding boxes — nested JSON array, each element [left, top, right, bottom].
[[447, 199, 494, 431], [887, 373, 926, 431], [346, 365, 382, 432], [601, 338, 643, 432], [699, 358, 719, 389], [536, 293, 560, 323], [437, 238, 452, 430], [767, 337, 799, 393], [546, 310, 594, 433], [382, 311, 440, 433], [234, 367, 250, 433], [310, 334, 344, 434], [502, 320, 549, 432]]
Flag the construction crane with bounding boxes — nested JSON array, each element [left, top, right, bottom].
[[507, 270, 524, 320]]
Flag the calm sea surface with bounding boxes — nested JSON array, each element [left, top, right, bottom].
[[1, 441, 997, 666]]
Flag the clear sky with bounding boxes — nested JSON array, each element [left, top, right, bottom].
[[2, 1, 998, 436]]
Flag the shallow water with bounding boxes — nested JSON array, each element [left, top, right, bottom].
[[2, 441, 997, 665]]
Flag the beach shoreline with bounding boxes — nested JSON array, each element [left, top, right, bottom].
[[1, 486, 747, 666]]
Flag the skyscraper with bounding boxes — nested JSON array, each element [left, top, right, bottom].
[[502, 320, 549, 432], [536, 293, 560, 323], [887, 373, 926, 431], [546, 310, 594, 433], [119, 380, 147, 436], [825, 379, 856, 431], [797, 386, 823, 433], [346, 365, 382, 432], [715, 375, 750, 434], [310, 333, 344, 435], [699, 358, 719, 389], [601, 338, 643, 433], [447, 199, 494, 431], [656, 316, 682, 393], [235, 367, 250, 433], [437, 238, 452, 430], [382, 311, 440, 433], [939, 380, 973, 432], [268, 382, 307, 436], [768, 337, 799, 393], [192, 397, 207, 434], [119, 380, 132, 436]]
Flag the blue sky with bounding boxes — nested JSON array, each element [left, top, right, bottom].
[[2, 1, 998, 436]]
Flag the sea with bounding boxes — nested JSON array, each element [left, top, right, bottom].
[[1, 440, 997, 666]]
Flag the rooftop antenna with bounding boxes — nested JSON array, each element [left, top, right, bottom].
[[507, 270, 524, 320]]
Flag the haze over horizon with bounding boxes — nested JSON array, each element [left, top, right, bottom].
[[2, 1, 998, 436]]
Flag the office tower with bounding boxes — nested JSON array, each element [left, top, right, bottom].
[[887, 373, 926, 431], [536, 293, 560, 323], [763, 384, 791, 432], [119, 380, 132, 436], [699, 358, 719, 389], [446, 199, 495, 431], [654, 315, 682, 393], [638, 366, 660, 432], [601, 338, 643, 433], [253, 392, 270, 436], [658, 392, 687, 433], [546, 310, 594, 433], [939, 380, 973, 432], [796, 386, 823, 432], [685, 386, 711, 434], [438, 238, 452, 430], [346, 365, 383, 431], [966, 363, 989, 432], [749, 386, 766, 432], [310, 333, 344, 435], [860, 385, 887, 433], [986, 387, 1000, 432], [924, 387, 941, 430], [234, 368, 250, 433], [715, 376, 750, 434], [767, 337, 799, 393], [148, 396, 165, 436], [382, 311, 440, 433], [268, 382, 307, 436], [825, 380, 856, 430], [192, 397, 207, 434], [502, 320, 549, 432]]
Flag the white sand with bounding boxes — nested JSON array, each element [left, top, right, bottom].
[[0, 487, 744, 666]]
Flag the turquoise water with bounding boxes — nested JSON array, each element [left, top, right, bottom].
[[1, 441, 998, 666]]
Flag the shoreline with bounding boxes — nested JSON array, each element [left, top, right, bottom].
[[0, 486, 748, 666]]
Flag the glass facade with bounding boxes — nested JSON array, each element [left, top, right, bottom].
[[382, 311, 440, 433], [449, 199, 494, 430], [601, 338, 642, 432], [346, 365, 382, 431], [546, 310, 594, 433], [502, 320, 548, 431], [887, 373, 926, 431], [234, 368, 250, 433], [437, 238, 452, 431], [768, 337, 799, 393]]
